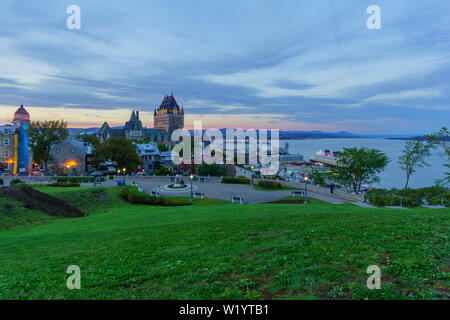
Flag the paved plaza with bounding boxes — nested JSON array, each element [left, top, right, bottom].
[[104, 179, 346, 204]]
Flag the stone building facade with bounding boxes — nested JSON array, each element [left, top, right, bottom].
[[0, 125, 16, 172], [154, 94, 184, 133], [49, 140, 93, 175]]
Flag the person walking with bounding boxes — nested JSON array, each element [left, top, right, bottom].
[[330, 182, 334, 194]]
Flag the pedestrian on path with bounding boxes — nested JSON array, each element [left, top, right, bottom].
[[330, 182, 334, 194]]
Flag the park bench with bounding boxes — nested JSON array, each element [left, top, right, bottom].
[[150, 188, 160, 197], [292, 190, 305, 197], [198, 177, 207, 182], [194, 192, 205, 199], [168, 176, 176, 182], [231, 196, 244, 204]]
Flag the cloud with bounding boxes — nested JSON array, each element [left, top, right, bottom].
[[0, 0, 449, 134]]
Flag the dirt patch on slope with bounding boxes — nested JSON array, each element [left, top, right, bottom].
[[0, 186, 85, 218]]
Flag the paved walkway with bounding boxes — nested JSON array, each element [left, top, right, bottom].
[[112, 180, 346, 204], [351, 202, 377, 208]]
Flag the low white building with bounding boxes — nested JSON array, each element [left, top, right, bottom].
[[135, 142, 161, 171]]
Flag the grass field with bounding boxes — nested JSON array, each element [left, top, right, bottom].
[[0, 186, 448, 300]]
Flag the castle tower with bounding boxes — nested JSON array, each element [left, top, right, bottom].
[[154, 94, 184, 133]]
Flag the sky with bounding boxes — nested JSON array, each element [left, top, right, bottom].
[[0, 0, 449, 134]]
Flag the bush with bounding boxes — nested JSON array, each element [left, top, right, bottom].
[[109, 175, 114, 180], [222, 176, 250, 185], [10, 178, 22, 185], [0, 178, 3, 186], [153, 167, 173, 176], [257, 180, 282, 189]]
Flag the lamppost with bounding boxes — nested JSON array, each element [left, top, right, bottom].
[[190, 174, 194, 202], [304, 176, 309, 204], [250, 166, 255, 185], [67, 165, 71, 183], [122, 168, 127, 188]]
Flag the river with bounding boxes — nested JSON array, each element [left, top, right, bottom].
[[285, 138, 447, 189]]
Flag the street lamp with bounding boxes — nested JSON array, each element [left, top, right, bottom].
[[250, 166, 255, 185], [122, 168, 127, 188], [304, 176, 309, 204], [66, 165, 71, 183], [190, 174, 194, 202]]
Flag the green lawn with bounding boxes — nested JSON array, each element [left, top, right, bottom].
[[0, 186, 448, 300]]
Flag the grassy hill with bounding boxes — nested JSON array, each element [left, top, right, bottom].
[[0, 186, 448, 300]]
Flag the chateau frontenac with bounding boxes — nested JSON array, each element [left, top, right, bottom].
[[96, 94, 185, 144]]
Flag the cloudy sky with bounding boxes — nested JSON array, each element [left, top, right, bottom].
[[0, 0, 449, 133]]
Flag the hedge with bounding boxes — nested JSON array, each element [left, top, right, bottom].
[[221, 177, 250, 185], [120, 188, 191, 207], [10, 178, 22, 185], [56, 177, 105, 183], [257, 180, 282, 189], [366, 186, 449, 207]]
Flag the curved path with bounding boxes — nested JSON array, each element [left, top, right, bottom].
[[129, 181, 345, 204]]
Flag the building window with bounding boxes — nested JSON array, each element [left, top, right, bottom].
[[4, 138, 9, 146], [4, 149, 8, 158]]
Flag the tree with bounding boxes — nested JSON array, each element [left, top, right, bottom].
[[197, 163, 227, 177], [76, 134, 100, 146], [427, 127, 449, 184], [398, 141, 432, 189], [29, 120, 69, 175], [92, 137, 142, 173], [331, 147, 390, 193], [157, 143, 169, 152]]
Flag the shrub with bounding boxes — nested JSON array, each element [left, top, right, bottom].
[[10, 178, 22, 185], [0, 178, 3, 186], [222, 176, 250, 185], [153, 167, 173, 176], [258, 180, 282, 189], [109, 175, 114, 180]]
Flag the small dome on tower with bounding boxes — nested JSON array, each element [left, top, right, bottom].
[[14, 105, 30, 121]]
